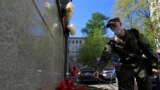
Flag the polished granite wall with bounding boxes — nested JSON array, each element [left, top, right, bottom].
[[0, 0, 65, 90]]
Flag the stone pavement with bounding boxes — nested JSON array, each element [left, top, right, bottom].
[[89, 83, 118, 90]]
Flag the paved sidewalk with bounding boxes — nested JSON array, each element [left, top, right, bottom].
[[89, 83, 118, 90]]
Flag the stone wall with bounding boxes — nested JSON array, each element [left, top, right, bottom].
[[0, 0, 65, 90]]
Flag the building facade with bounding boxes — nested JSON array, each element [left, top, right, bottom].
[[68, 37, 84, 68]]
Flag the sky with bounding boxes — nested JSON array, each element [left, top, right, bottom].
[[70, 0, 116, 37]]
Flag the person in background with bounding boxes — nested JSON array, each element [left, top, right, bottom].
[[93, 66, 100, 79], [69, 65, 77, 84], [71, 65, 77, 76]]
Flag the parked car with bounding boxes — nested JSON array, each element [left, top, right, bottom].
[[78, 68, 100, 84], [101, 67, 116, 83]]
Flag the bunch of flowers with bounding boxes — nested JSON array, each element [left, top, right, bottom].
[[57, 79, 85, 90], [67, 24, 76, 36], [65, 2, 74, 19], [44, 2, 51, 9], [61, 2, 76, 36]]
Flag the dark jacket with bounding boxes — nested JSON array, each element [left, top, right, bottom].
[[113, 28, 158, 68], [99, 28, 158, 73]]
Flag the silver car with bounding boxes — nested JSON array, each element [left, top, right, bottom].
[[101, 67, 116, 83]]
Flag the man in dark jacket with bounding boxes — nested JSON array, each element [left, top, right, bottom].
[[105, 17, 159, 90]]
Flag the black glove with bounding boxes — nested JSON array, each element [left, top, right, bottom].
[[107, 40, 116, 49], [108, 40, 123, 51], [152, 63, 158, 69]]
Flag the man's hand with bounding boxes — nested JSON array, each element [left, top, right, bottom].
[[152, 68, 160, 77], [93, 71, 100, 79], [114, 36, 123, 45]]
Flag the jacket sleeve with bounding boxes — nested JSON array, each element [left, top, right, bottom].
[[97, 44, 112, 71], [110, 52, 119, 65], [136, 32, 158, 68]]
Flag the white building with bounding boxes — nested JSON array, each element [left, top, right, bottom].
[[67, 37, 84, 67]]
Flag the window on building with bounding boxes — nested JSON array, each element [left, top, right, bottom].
[[76, 40, 78, 44], [72, 41, 74, 44], [79, 40, 82, 44]]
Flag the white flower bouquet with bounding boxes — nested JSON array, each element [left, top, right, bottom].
[[44, 2, 51, 9], [67, 24, 76, 35], [66, 2, 74, 19]]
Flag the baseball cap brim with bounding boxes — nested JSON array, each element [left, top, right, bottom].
[[106, 17, 121, 28], [106, 22, 116, 28]]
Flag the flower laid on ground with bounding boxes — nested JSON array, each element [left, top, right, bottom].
[[67, 24, 76, 35], [57, 79, 85, 90], [66, 2, 74, 19]]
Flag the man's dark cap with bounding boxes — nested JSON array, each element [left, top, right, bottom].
[[106, 17, 121, 28]]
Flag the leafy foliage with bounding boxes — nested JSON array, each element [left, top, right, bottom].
[[79, 12, 109, 66], [81, 12, 109, 35], [114, 0, 160, 50]]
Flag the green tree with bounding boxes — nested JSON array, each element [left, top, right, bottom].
[[114, 0, 160, 50], [79, 12, 109, 67], [81, 12, 109, 35]]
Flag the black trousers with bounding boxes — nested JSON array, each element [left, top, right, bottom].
[[116, 71, 122, 90], [156, 76, 160, 90], [120, 62, 152, 90]]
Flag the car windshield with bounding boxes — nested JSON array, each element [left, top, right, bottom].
[[104, 67, 114, 71], [80, 68, 94, 73], [103, 67, 115, 73]]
